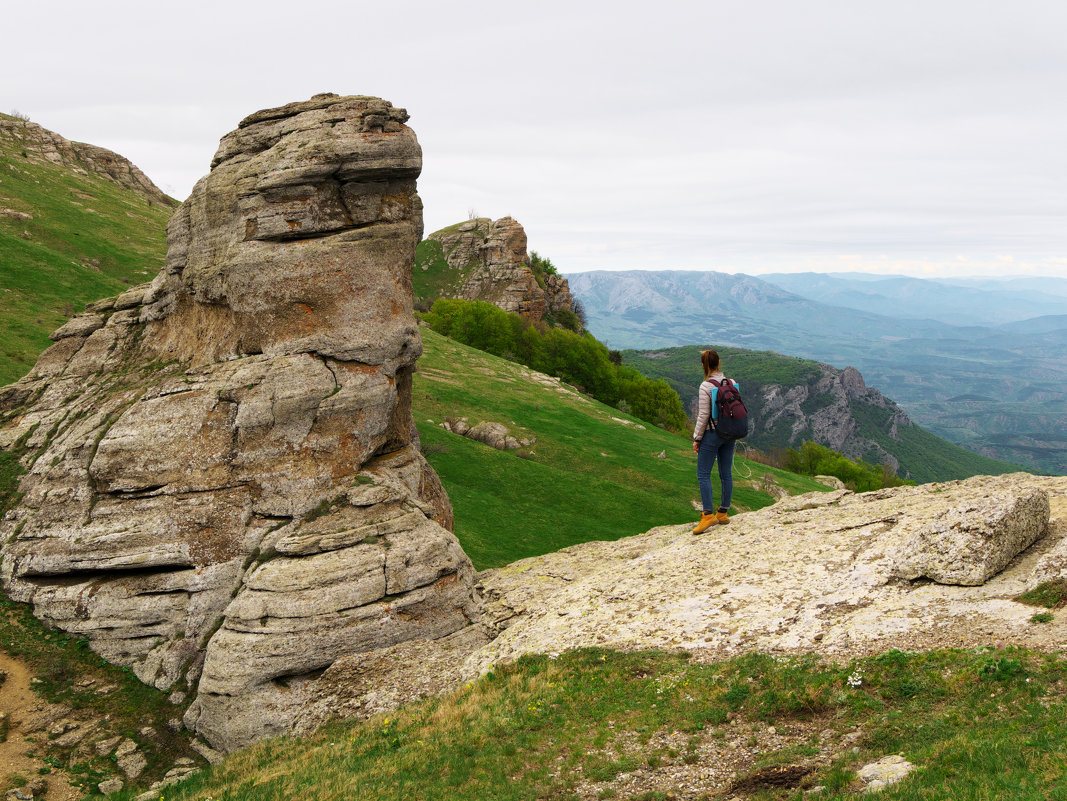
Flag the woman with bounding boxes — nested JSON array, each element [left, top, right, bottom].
[[691, 349, 735, 534]]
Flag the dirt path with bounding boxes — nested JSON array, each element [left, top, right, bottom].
[[0, 651, 81, 801]]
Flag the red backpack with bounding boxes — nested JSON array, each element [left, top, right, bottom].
[[711, 378, 749, 440]]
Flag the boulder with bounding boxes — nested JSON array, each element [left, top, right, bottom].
[[0, 94, 483, 752], [888, 484, 1049, 585], [856, 755, 915, 793]]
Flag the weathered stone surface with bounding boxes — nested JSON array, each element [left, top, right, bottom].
[[0, 94, 482, 752], [442, 417, 527, 450], [889, 485, 1049, 585], [856, 755, 915, 792], [465, 474, 1066, 674], [98, 777, 124, 795], [115, 738, 147, 778], [422, 216, 574, 320]]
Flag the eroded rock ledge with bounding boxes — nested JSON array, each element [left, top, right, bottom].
[[0, 94, 485, 753], [467, 474, 1067, 674]]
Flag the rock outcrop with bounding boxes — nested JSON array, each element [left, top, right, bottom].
[[441, 417, 533, 451], [0, 116, 176, 207], [755, 364, 912, 474], [416, 216, 574, 320], [467, 474, 1067, 673], [0, 94, 484, 752]]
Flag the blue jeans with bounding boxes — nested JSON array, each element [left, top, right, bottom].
[[697, 430, 734, 513]]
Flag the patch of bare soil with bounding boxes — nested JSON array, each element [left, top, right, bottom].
[[0, 652, 80, 801]]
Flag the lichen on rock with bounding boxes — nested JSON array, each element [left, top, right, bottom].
[[0, 93, 484, 752]]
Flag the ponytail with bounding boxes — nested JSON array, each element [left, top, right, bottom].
[[701, 349, 720, 380]]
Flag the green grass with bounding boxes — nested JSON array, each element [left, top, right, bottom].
[[0, 129, 175, 385], [1016, 581, 1067, 610], [414, 329, 828, 569], [148, 646, 1067, 801], [413, 237, 480, 307]]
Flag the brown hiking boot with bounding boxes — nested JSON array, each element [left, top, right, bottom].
[[716, 508, 730, 525], [692, 512, 718, 534]]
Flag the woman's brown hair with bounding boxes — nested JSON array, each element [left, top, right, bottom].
[[701, 349, 720, 380]]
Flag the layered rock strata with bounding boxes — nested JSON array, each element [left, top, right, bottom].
[[757, 365, 912, 473], [0, 94, 484, 752], [421, 216, 574, 319]]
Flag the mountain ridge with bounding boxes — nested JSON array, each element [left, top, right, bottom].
[[568, 269, 1067, 475]]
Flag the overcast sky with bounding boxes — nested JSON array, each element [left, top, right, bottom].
[[6, 0, 1066, 278]]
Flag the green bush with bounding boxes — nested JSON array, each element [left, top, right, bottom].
[[423, 299, 688, 432], [782, 440, 913, 491]]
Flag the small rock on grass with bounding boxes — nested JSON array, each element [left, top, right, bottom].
[[857, 755, 915, 792], [98, 777, 124, 795]]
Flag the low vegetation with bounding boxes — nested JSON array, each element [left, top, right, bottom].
[[422, 298, 688, 433], [779, 441, 914, 492], [145, 645, 1067, 801]]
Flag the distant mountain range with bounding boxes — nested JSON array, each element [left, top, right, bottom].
[[759, 272, 1067, 327], [621, 344, 1024, 484], [566, 270, 1067, 475]]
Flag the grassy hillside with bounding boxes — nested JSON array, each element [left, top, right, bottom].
[[0, 114, 174, 385], [138, 645, 1067, 801], [624, 344, 1029, 484], [414, 329, 829, 569]]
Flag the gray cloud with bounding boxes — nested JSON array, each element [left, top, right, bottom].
[[6, 0, 1065, 277]]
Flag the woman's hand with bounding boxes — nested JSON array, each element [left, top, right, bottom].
[[692, 440, 700, 452]]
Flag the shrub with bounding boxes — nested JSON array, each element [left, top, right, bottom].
[[783, 440, 913, 491], [423, 299, 688, 432]]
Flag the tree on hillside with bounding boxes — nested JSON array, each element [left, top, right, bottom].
[[422, 298, 688, 433]]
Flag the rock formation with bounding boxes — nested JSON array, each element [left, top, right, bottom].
[[0, 116, 176, 207], [468, 473, 1067, 673], [757, 364, 913, 473], [0, 94, 485, 752], [416, 216, 574, 320]]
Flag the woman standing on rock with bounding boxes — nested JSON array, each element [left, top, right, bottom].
[[691, 349, 736, 534]]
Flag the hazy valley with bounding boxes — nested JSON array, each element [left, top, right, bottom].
[[567, 269, 1067, 475]]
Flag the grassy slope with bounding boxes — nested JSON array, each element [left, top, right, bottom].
[[0, 596, 204, 795], [0, 117, 173, 385], [153, 646, 1067, 801], [624, 344, 1029, 484], [413, 328, 828, 570]]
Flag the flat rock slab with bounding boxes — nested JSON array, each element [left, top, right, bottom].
[[467, 474, 1067, 674], [857, 755, 915, 792]]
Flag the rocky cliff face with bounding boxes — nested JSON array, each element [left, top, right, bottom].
[[759, 364, 912, 473], [0, 94, 485, 752], [418, 216, 573, 319], [0, 117, 176, 207]]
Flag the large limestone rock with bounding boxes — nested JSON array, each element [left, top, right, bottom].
[[420, 216, 574, 319], [467, 474, 1065, 674], [0, 94, 484, 752]]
